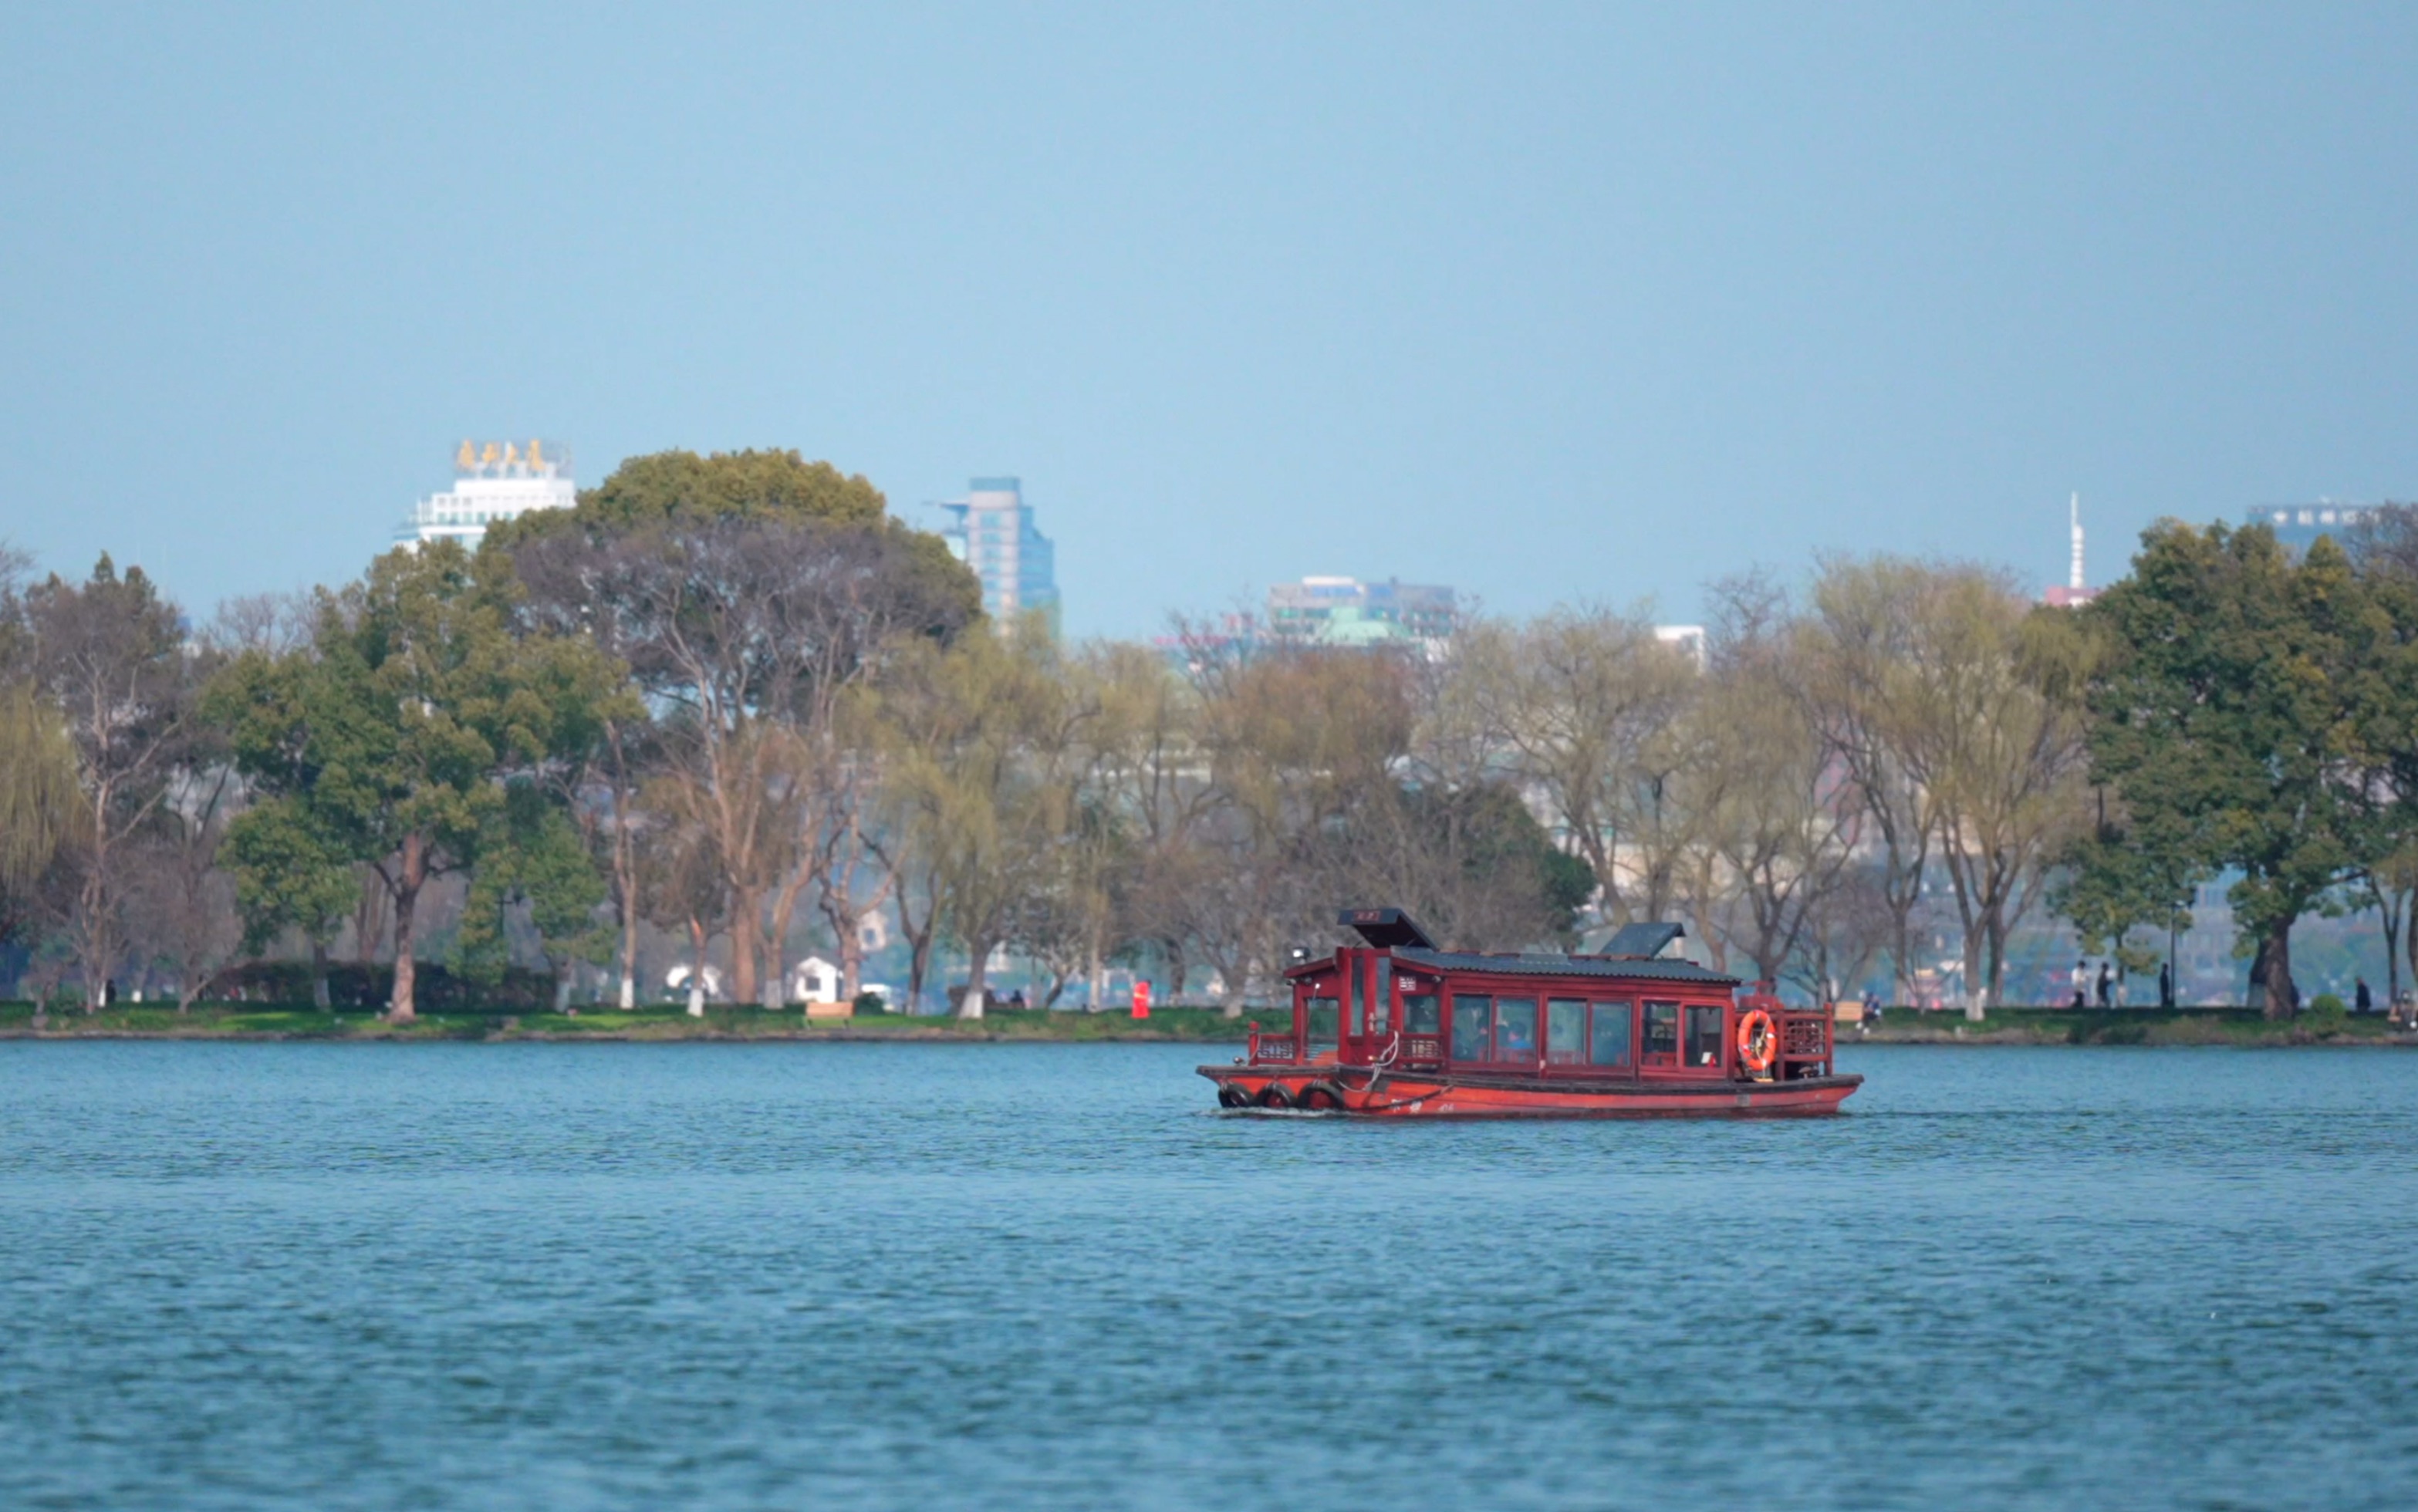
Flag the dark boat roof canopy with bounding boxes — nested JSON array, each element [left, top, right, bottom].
[[1599, 921, 1686, 959], [1393, 947, 1738, 987], [1328, 907, 1732, 987], [1339, 906, 1437, 950]]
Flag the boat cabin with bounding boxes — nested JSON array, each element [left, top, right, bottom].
[[1246, 907, 1835, 1086]]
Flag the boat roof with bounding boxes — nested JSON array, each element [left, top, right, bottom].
[[1389, 947, 1739, 988], [1318, 906, 1737, 988], [1339, 906, 1437, 950], [1599, 920, 1686, 958]]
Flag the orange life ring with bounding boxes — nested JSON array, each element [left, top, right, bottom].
[[1738, 1008, 1778, 1075]]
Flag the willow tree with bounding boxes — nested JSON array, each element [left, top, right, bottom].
[[1, 547, 76, 949], [1805, 557, 1945, 1001], [0, 682, 80, 946], [1177, 644, 1415, 1011], [1692, 579, 1859, 989], [876, 623, 1089, 1018], [1875, 566, 2092, 1015], [1451, 606, 1697, 926]]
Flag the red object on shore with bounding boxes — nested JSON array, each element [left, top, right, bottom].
[[1132, 980, 1150, 1019], [1201, 907, 1859, 1119]]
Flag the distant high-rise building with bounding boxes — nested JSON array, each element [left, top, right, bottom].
[[397, 440, 574, 550], [1265, 575, 1457, 650], [936, 477, 1059, 630], [2249, 502, 2383, 557]]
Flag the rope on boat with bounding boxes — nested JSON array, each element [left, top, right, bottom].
[[1344, 1037, 1448, 1112], [1351, 1082, 1444, 1113], [1363, 1030, 1401, 1094]]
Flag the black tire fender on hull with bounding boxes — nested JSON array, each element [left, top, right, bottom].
[[1295, 1081, 1346, 1112], [1216, 1082, 1255, 1109]]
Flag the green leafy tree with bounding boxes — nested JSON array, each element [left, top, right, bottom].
[[220, 798, 360, 1008], [210, 542, 624, 1021], [2339, 505, 2418, 1007], [2048, 785, 2205, 1001], [552, 448, 886, 530], [2084, 523, 2383, 1017], [453, 780, 611, 1006], [1390, 781, 1598, 946]]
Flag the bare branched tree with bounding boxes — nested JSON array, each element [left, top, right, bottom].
[[19, 555, 203, 1008]]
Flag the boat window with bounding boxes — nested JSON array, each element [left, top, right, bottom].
[[1683, 1004, 1726, 1068], [1402, 991, 1441, 1034], [1643, 1001, 1680, 1061], [1450, 994, 1491, 1061], [1545, 998, 1586, 1064], [1492, 997, 1538, 1061], [1589, 1001, 1632, 1066], [1305, 997, 1339, 1058]]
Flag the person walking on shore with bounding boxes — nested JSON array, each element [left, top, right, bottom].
[[2070, 959, 2089, 1009], [2158, 960, 2174, 1008], [2095, 961, 2114, 1009], [2356, 977, 2372, 1014]]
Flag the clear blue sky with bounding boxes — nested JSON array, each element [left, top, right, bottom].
[[4, 2, 2414, 637]]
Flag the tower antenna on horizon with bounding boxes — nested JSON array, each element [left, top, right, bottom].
[[2069, 492, 2085, 592]]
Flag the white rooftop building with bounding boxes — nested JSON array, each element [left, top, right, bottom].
[[1651, 624, 1708, 667], [396, 440, 575, 550]]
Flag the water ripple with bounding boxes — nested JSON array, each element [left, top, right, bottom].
[[0, 1042, 2413, 1509]]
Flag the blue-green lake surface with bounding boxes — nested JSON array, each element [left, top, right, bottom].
[[2, 1042, 2414, 1510]]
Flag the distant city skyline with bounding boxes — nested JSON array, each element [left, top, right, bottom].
[[5, 6, 2416, 639], [358, 446, 2409, 637], [1265, 575, 1457, 652]]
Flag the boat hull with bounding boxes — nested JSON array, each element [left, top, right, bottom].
[[1199, 1065, 1860, 1118]]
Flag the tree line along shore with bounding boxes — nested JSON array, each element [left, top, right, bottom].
[[2, 998, 2410, 1047], [12, 447, 2418, 1026]]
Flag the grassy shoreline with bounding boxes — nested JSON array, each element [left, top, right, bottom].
[[3, 1001, 2412, 1046], [1851, 1006, 2417, 1047], [0, 1001, 1259, 1043]]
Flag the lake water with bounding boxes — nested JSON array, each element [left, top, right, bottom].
[[1, 1042, 2413, 1510]]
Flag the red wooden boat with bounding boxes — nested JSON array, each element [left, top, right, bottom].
[[1200, 908, 1859, 1118]]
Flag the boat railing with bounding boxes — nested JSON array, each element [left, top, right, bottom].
[[1777, 1010, 1833, 1078], [1247, 1024, 1299, 1065]]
